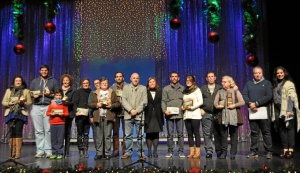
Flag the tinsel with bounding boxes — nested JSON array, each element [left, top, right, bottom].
[[44, 0, 60, 21], [168, 0, 184, 18], [242, 0, 259, 57], [206, 0, 221, 30], [12, 0, 24, 41]]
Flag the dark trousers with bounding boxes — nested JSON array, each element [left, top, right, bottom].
[[112, 116, 125, 154], [184, 119, 201, 147], [275, 107, 296, 149], [51, 124, 65, 155], [9, 119, 24, 138], [214, 123, 238, 156], [64, 117, 74, 156], [249, 119, 273, 153], [76, 116, 90, 150]]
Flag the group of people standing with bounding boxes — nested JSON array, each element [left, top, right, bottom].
[[1, 64, 299, 161]]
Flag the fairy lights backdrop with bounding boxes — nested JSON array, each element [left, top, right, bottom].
[[0, 0, 269, 142]]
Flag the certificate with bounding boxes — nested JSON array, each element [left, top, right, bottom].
[[115, 89, 123, 97], [167, 107, 179, 114], [30, 90, 41, 96], [9, 96, 19, 102], [100, 98, 111, 105], [183, 100, 193, 108], [249, 106, 268, 120], [51, 109, 63, 115], [76, 108, 89, 116]]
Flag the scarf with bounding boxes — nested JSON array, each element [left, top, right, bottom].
[[9, 86, 24, 115], [54, 98, 62, 105]]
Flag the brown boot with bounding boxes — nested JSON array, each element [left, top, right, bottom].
[[9, 138, 16, 158], [187, 147, 195, 158], [192, 147, 200, 159], [14, 138, 23, 159]]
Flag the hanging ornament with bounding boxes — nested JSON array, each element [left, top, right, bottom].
[[246, 54, 258, 67], [45, 21, 56, 34], [170, 17, 181, 30], [208, 31, 220, 43], [13, 43, 25, 55]]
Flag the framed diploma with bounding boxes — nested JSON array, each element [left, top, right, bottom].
[[9, 96, 19, 102], [167, 107, 179, 114], [30, 90, 41, 96], [115, 89, 123, 97], [51, 109, 63, 115], [100, 98, 111, 105], [183, 100, 193, 108], [76, 108, 89, 116]]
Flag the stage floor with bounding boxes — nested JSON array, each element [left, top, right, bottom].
[[0, 141, 299, 171]]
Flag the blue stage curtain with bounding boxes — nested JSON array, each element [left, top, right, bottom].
[[0, 0, 268, 141]]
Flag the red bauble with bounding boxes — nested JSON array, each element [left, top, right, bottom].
[[45, 22, 56, 34], [246, 55, 258, 67], [170, 17, 181, 30], [208, 31, 220, 43], [13, 43, 25, 55]]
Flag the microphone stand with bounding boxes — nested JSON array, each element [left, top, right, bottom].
[[123, 113, 160, 169], [0, 120, 26, 167]]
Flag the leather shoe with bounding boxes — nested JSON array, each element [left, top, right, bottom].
[[206, 153, 212, 158], [230, 155, 235, 160], [153, 154, 158, 158], [148, 154, 152, 158], [105, 156, 111, 160], [94, 155, 102, 160], [111, 153, 119, 157]]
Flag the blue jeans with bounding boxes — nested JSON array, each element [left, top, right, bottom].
[[166, 118, 184, 153], [50, 124, 65, 155], [124, 119, 144, 155], [30, 105, 51, 154]]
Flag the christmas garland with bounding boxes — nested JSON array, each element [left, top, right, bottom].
[[206, 0, 221, 30], [44, 0, 60, 22], [12, 0, 24, 41], [168, 0, 184, 18], [242, 0, 259, 57]]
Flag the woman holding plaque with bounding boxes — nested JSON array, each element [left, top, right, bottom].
[[72, 78, 92, 158], [144, 77, 164, 158], [88, 77, 121, 160], [213, 76, 245, 160], [2, 75, 32, 159], [272, 66, 300, 159], [182, 75, 203, 159]]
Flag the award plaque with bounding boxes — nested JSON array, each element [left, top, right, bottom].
[[9, 96, 19, 102], [51, 109, 63, 115], [167, 107, 179, 114], [30, 90, 41, 96], [115, 89, 123, 97], [100, 98, 111, 105], [183, 100, 193, 108], [77, 108, 89, 116]]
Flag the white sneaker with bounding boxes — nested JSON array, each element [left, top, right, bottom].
[[179, 153, 186, 158], [34, 153, 44, 158], [46, 153, 52, 158], [165, 153, 173, 158]]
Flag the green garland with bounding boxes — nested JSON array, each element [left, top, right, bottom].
[[12, 0, 24, 41], [168, 0, 184, 18], [206, 0, 221, 30], [44, 0, 60, 22], [242, 0, 259, 57]]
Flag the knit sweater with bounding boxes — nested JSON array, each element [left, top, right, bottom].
[[46, 103, 69, 125]]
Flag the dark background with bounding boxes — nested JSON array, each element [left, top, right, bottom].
[[266, 0, 300, 150]]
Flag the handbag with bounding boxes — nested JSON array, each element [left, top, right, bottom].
[[236, 107, 243, 126], [235, 91, 243, 126]]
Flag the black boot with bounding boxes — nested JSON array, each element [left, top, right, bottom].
[[79, 150, 84, 158]]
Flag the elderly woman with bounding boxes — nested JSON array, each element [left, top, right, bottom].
[[214, 76, 245, 160]]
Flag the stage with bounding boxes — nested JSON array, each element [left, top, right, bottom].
[[0, 141, 299, 171]]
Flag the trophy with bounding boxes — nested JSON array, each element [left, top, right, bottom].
[[19, 96, 25, 101], [62, 95, 68, 101], [44, 86, 50, 94]]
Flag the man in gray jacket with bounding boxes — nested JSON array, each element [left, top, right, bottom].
[[121, 73, 147, 159], [161, 71, 185, 158]]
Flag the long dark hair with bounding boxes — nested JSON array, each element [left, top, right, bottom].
[[9, 75, 27, 90], [183, 75, 198, 94], [272, 66, 293, 89]]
